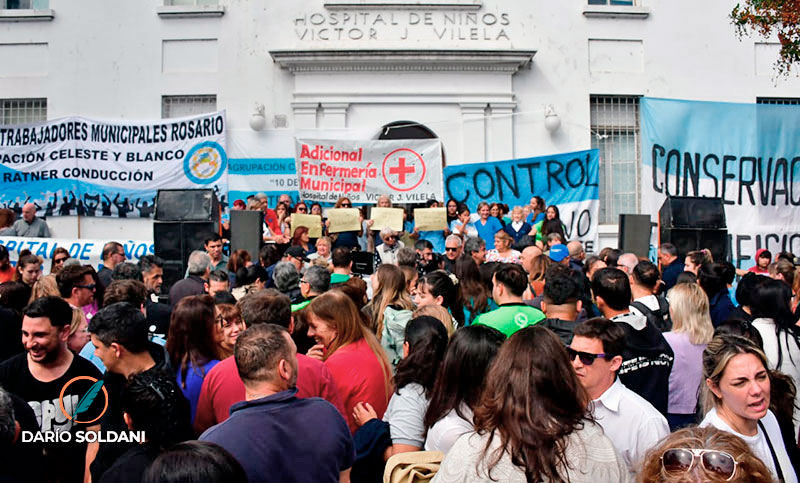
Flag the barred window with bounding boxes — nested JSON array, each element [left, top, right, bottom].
[[756, 97, 800, 105], [587, 0, 634, 5], [161, 95, 216, 119], [2, 0, 49, 8], [590, 95, 640, 224], [164, 0, 218, 6], [0, 98, 47, 125]]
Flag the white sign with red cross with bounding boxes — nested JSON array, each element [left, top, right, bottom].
[[295, 138, 443, 204]]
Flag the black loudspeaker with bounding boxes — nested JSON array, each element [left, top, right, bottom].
[[230, 211, 263, 262], [155, 189, 219, 222], [153, 221, 216, 293], [618, 214, 653, 258], [659, 196, 726, 229], [351, 251, 375, 276], [660, 228, 728, 262]]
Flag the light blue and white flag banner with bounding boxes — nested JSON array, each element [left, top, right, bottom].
[[444, 149, 600, 249], [0, 111, 227, 218], [641, 97, 800, 263], [0, 236, 154, 273]]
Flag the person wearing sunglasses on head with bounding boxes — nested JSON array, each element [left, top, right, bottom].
[[569, 317, 669, 476], [699, 334, 798, 482], [638, 425, 772, 482]]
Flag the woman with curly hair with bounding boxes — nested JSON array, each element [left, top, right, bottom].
[[434, 326, 627, 481], [637, 426, 772, 482]]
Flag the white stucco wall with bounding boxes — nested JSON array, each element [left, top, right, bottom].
[[1, 0, 798, 244]]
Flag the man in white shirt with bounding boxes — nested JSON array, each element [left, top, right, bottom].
[[569, 318, 669, 474]]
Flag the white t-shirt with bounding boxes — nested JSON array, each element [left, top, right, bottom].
[[752, 317, 800, 437], [701, 407, 797, 483], [424, 405, 474, 455]]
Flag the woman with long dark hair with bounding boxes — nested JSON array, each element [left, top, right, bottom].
[[226, 249, 251, 288], [750, 277, 800, 437], [414, 270, 465, 328], [354, 316, 449, 458], [423, 325, 505, 454], [166, 294, 223, 422], [454, 256, 489, 325], [434, 326, 627, 481]]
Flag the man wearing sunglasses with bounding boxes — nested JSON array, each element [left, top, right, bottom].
[[592, 267, 674, 416], [442, 235, 462, 273], [569, 318, 669, 475], [56, 264, 96, 309]]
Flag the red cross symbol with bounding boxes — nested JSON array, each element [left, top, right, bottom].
[[389, 157, 415, 184], [382, 148, 427, 192]]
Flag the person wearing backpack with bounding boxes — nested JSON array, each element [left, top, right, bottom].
[[629, 260, 672, 332]]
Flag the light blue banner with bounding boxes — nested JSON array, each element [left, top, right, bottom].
[[443, 149, 599, 244], [641, 97, 800, 264]]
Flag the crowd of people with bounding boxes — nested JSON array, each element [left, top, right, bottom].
[[0, 193, 798, 482]]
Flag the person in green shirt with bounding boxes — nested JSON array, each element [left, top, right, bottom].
[[330, 247, 353, 285], [473, 263, 544, 337]]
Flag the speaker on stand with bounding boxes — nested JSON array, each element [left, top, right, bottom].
[[153, 189, 220, 294], [658, 196, 728, 261]]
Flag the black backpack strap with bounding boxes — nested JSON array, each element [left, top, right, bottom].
[[657, 295, 670, 314], [630, 300, 651, 316], [759, 420, 784, 481]]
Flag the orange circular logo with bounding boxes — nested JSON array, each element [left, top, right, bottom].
[[58, 376, 109, 425]]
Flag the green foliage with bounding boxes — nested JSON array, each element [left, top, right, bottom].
[[731, 0, 800, 74]]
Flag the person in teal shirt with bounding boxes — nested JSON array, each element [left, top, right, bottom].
[[473, 263, 544, 337], [474, 201, 503, 250]]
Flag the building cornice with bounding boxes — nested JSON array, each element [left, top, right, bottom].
[[269, 49, 536, 73]]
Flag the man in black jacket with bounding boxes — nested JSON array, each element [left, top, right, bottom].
[[539, 271, 582, 345]]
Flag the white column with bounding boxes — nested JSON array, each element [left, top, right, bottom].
[[291, 102, 319, 129], [460, 102, 487, 165], [321, 103, 349, 129], [489, 101, 516, 161]]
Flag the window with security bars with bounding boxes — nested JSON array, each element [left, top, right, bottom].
[[0, 98, 47, 125], [164, 0, 218, 6], [2, 0, 49, 8], [587, 0, 634, 5], [590, 95, 641, 224], [756, 97, 800, 105], [161, 95, 217, 119]]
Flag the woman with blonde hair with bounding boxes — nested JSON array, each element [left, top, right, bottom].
[[663, 283, 715, 430], [699, 334, 797, 482], [306, 290, 393, 433], [29, 274, 59, 303], [364, 264, 414, 366], [67, 308, 90, 353], [413, 304, 455, 335], [485, 230, 521, 264], [637, 426, 772, 482]]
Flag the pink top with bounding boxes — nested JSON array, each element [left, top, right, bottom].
[[325, 338, 391, 433]]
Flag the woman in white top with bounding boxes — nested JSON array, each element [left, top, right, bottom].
[[750, 277, 800, 438], [423, 325, 505, 455], [433, 327, 627, 483], [699, 334, 797, 482]]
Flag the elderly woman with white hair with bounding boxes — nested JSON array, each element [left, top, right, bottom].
[[375, 226, 405, 266]]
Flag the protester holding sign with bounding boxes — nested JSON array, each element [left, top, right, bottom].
[[410, 200, 447, 254], [450, 204, 478, 239], [326, 198, 362, 250]]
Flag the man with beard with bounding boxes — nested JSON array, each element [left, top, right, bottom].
[[0, 296, 103, 482]]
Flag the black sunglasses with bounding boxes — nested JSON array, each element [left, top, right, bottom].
[[53, 257, 68, 263], [565, 347, 608, 365], [341, 203, 352, 208], [445, 247, 459, 252], [661, 448, 737, 480], [75, 283, 96, 291]]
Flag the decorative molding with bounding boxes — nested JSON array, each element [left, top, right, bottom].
[[0, 9, 54, 21], [583, 5, 650, 19], [324, 0, 482, 10], [157, 5, 225, 19], [270, 49, 536, 74]]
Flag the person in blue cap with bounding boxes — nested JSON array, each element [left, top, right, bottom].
[[548, 244, 570, 266]]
